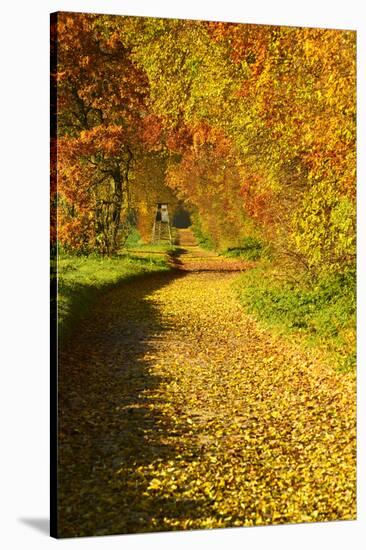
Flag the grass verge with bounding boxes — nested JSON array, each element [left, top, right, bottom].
[[234, 264, 356, 371], [54, 249, 172, 340]]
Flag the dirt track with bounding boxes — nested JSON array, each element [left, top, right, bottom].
[[58, 233, 356, 537]]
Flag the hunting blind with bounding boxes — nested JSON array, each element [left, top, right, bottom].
[[151, 203, 172, 245]]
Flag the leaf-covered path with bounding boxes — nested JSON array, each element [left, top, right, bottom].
[[58, 240, 356, 537]]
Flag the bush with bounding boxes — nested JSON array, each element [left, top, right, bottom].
[[124, 227, 143, 248]]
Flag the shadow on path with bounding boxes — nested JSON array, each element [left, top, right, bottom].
[[57, 269, 212, 537]]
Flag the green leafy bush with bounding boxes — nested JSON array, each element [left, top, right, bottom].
[[124, 227, 143, 248]]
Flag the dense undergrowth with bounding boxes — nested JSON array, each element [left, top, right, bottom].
[[234, 264, 356, 371]]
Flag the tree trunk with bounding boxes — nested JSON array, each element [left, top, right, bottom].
[[111, 168, 123, 254]]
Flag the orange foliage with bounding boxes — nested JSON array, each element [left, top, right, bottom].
[[53, 13, 355, 271]]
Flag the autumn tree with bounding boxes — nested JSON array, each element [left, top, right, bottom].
[[53, 13, 355, 278], [55, 13, 150, 253]]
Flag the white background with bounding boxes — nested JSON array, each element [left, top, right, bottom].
[[0, 0, 365, 548]]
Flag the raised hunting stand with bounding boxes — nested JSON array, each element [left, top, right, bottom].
[[151, 203, 172, 245]]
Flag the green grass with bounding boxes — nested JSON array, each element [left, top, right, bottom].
[[54, 249, 172, 339], [124, 226, 178, 252], [124, 242, 175, 253], [190, 216, 215, 251], [222, 236, 268, 261], [234, 265, 356, 371]]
